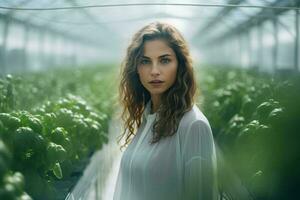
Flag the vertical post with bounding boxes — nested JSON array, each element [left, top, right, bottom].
[[272, 15, 278, 72], [46, 32, 54, 68], [56, 35, 61, 67], [51, 35, 56, 67], [249, 29, 253, 69], [59, 36, 64, 67], [1, 15, 10, 75], [54, 35, 59, 67], [70, 40, 76, 67], [238, 33, 242, 67], [62, 38, 67, 67], [246, 30, 251, 68], [39, 29, 45, 70], [258, 23, 263, 72], [22, 22, 29, 72], [0, 18, 3, 76], [245, 30, 251, 68], [295, 9, 299, 72], [241, 32, 246, 68]]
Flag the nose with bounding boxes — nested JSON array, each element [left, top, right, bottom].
[[150, 63, 160, 76]]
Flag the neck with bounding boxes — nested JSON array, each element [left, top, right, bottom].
[[150, 95, 161, 114]]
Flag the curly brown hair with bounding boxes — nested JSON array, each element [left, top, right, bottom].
[[117, 21, 198, 151]]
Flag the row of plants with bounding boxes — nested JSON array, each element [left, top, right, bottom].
[[0, 65, 117, 200], [197, 66, 300, 200], [0, 64, 116, 114]]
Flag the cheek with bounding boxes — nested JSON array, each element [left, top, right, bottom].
[[137, 70, 147, 84]]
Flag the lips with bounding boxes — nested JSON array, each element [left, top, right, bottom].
[[149, 80, 164, 83]]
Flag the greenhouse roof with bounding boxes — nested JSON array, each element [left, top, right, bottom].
[[0, 0, 299, 62], [0, 0, 291, 44]]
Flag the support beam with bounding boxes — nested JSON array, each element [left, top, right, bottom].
[[258, 22, 263, 71], [0, 12, 102, 48], [194, 0, 246, 37], [272, 16, 278, 71], [22, 23, 29, 72], [38, 29, 45, 70], [205, 0, 299, 45], [295, 9, 299, 71], [1, 15, 10, 75]]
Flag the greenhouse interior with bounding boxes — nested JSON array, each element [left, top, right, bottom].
[[0, 0, 300, 200]]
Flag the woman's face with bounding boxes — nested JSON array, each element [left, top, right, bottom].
[[137, 39, 178, 99]]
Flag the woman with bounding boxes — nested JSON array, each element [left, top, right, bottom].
[[113, 21, 219, 200]]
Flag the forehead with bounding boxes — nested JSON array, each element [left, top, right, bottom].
[[142, 39, 175, 57]]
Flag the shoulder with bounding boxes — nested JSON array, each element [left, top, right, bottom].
[[178, 104, 211, 131], [178, 105, 214, 150]]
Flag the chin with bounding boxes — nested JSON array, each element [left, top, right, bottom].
[[150, 91, 166, 95]]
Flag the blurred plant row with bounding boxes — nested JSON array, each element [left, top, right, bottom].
[[198, 66, 300, 200], [0, 65, 117, 200]]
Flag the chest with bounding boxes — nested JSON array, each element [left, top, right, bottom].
[[121, 122, 182, 183]]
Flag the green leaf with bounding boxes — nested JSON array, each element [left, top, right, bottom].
[[53, 162, 63, 179]]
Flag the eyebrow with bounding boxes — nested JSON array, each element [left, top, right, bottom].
[[142, 54, 172, 59]]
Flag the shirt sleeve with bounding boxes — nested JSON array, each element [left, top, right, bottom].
[[182, 120, 218, 200]]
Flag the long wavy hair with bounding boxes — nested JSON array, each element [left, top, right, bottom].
[[117, 21, 198, 151]]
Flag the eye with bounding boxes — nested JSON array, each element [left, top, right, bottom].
[[161, 58, 171, 64], [140, 59, 150, 65]]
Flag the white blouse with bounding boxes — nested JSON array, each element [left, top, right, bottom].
[[113, 100, 219, 200]]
